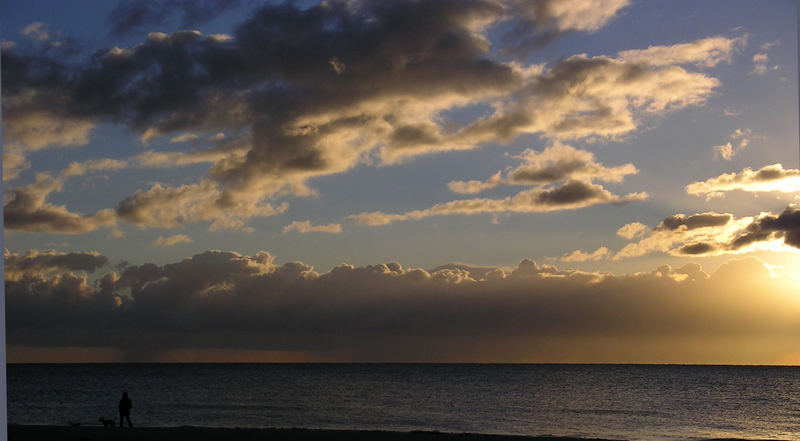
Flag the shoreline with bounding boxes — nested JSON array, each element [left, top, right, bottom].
[[6, 425, 785, 441], [7, 426, 615, 441]]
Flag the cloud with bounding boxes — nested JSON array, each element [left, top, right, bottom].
[[760, 40, 779, 51], [6, 249, 799, 363], [560, 246, 611, 262], [713, 143, 735, 161], [3, 3, 722, 231], [107, 0, 249, 36], [616, 222, 649, 239], [2, 116, 94, 167], [448, 142, 638, 194], [618, 35, 746, 67], [351, 180, 648, 226], [448, 172, 504, 195], [1, 49, 95, 182], [59, 138, 250, 177], [115, 180, 288, 231], [282, 220, 342, 235], [3, 173, 117, 234], [752, 40, 780, 75], [729, 206, 800, 250], [685, 164, 800, 199], [500, 0, 630, 52], [21, 22, 52, 42], [614, 206, 800, 259], [169, 133, 200, 143], [657, 213, 733, 231], [3, 139, 274, 233], [61, 158, 129, 177], [723, 107, 741, 117], [383, 51, 722, 163], [4, 249, 107, 281], [2, 147, 31, 181], [512, 0, 630, 33], [18, 21, 77, 52], [2, 104, 94, 152], [363, 142, 644, 226], [713, 128, 752, 161], [153, 234, 193, 246]]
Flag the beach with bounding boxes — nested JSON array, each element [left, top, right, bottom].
[[7, 425, 783, 441], [7, 426, 626, 441], [8, 426, 785, 441]]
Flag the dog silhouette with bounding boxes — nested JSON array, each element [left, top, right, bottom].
[[99, 417, 115, 427]]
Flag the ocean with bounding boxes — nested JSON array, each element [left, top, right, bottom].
[[6, 364, 800, 440]]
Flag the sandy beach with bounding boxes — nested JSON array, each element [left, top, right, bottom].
[[6, 425, 631, 441]]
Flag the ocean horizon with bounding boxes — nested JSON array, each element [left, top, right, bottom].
[[8, 363, 800, 441]]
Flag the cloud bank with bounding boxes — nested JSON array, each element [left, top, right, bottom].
[[6, 249, 799, 363]]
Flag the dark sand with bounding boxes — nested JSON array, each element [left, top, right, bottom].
[[9, 426, 782, 441], [8, 425, 621, 441]]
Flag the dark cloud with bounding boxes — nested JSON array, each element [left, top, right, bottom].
[[5, 0, 521, 226], [4, 249, 108, 280], [677, 242, 716, 255], [5, 0, 722, 233], [1, 49, 92, 150], [616, 206, 800, 259], [108, 0, 250, 36], [510, 159, 587, 183], [534, 180, 612, 205], [6, 250, 798, 362], [658, 213, 733, 231], [3, 174, 117, 234], [733, 206, 800, 249]]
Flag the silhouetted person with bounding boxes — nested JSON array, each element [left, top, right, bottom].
[[119, 392, 133, 427]]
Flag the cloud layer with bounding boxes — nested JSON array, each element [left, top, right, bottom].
[[6, 249, 799, 362]]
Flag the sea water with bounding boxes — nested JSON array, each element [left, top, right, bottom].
[[7, 364, 800, 440]]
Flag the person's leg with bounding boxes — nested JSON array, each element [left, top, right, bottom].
[[126, 415, 133, 427]]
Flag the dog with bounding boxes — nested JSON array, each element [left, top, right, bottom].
[[68, 422, 80, 427], [98, 417, 116, 427]]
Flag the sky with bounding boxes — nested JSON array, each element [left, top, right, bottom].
[[2, 0, 799, 363]]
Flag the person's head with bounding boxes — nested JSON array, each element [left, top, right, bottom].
[[123, 392, 128, 397]]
